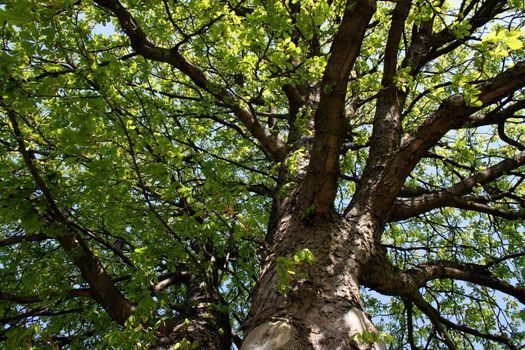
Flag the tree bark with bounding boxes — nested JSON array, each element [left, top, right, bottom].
[[242, 204, 385, 349]]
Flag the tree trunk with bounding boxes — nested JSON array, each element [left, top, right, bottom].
[[153, 305, 231, 350], [242, 207, 385, 350], [153, 276, 231, 349]]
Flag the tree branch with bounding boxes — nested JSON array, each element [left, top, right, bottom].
[[1, 306, 83, 324], [403, 0, 507, 74], [404, 299, 423, 350], [299, 0, 376, 215], [390, 150, 525, 220], [0, 233, 49, 247], [152, 271, 191, 293], [406, 261, 525, 304], [5, 106, 135, 325], [92, 0, 289, 161], [411, 292, 458, 350], [435, 312, 518, 350], [451, 197, 525, 220], [498, 121, 525, 150], [462, 100, 525, 128], [361, 62, 525, 220], [351, 0, 411, 214], [0, 289, 92, 304], [363, 252, 523, 348]]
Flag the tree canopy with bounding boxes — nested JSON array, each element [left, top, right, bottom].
[[1, 0, 525, 349]]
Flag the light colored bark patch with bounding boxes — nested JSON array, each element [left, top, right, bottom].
[[240, 321, 294, 350]]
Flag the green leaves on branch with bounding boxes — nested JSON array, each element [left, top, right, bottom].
[[276, 248, 317, 296], [394, 67, 414, 93], [350, 330, 394, 345], [481, 27, 524, 58]]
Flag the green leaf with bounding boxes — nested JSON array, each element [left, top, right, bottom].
[[506, 37, 523, 50]]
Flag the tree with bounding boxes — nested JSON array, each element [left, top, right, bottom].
[[1, 0, 525, 348]]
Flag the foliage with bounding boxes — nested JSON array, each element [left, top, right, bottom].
[[0, 0, 524, 349], [276, 248, 316, 295]]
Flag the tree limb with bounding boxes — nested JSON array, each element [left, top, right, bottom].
[[406, 261, 525, 304], [92, 0, 289, 161], [0, 233, 49, 247], [299, 0, 376, 214], [0, 289, 92, 304], [362, 62, 525, 220], [462, 100, 525, 128], [152, 271, 191, 293], [389, 150, 525, 220], [411, 292, 458, 350], [404, 299, 423, 350], [435, 312, 518, 350], [5, 106, 135, 325]]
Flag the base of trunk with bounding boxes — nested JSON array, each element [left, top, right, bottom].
[[241, 306, 385, 350], [242, 212, 386, 349]]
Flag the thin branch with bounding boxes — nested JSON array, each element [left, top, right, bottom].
[[411, 292, 458, 350], [486, 251, 525, 268], [451, 197, 525, 220], [348, 61, 525, 220], [498, 121, 525, 150], [1, 306, 83, 324], [0, 289, 91, 304], [436, 314, 518, 350], [404, 299, 423, 350]]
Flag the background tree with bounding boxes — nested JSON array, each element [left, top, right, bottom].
[[1, 0, 525, 348]]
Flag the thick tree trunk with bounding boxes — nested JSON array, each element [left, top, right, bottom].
[[153, 278, 231, 349], [242, 208, 385, 349], [153, 305, 231, 350]]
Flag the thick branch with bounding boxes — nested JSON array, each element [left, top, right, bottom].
[[353, 0, 411, 212], [0, 233, 49, 247], [407, 261, 525, 304], [363, 249, 525, 308], [93, 0, 288, 161], [364, 256, 521, 348], [401, 61, 525, 164], [403, 0, 506, 73], [152, 271, 191, 293], [299, 0, 376, 214], [463, 100, 525, 128], [390, 150, 525, 220], [363, 254, 525, 308], [6, 108, 135, 325], [356, 62, 525, 220]]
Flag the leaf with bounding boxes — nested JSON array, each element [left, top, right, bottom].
[[506, 37, 523, 50], [4, 7, 35, 25]]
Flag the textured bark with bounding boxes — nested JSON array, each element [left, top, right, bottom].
[[153, 305, 231, 350], [154, 278, 232, 350], [299, 0, 376, 215], [242, 203, 385, 349]]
